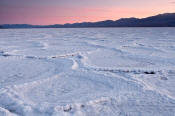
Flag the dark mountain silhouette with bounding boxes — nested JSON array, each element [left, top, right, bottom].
[[1, 13, 175, 28], [0, 25, 3, 29]]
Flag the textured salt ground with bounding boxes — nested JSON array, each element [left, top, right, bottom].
[[0, 28, 175, 116]]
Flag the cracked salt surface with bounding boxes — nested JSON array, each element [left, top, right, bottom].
[[0, 28, 175, 116]]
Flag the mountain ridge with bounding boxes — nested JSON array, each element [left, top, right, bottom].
[[1, 13, 175, 28]]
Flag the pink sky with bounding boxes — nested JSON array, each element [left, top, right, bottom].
[[0, 0, 175, 25]]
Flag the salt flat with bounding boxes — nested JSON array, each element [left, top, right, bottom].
[[0, 28, 175, 116]]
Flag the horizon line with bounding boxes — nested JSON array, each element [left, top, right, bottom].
[[1, 12, 175, 26]]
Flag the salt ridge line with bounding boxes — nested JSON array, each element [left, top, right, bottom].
[[72, 53, 175, 100], [1, 50, 175, 101], [1, 84, 175, 116], [0, 106, 17, 116], [2, 51, 173, 75]]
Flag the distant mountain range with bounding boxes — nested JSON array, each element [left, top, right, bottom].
[[1, 13, 175, 28]]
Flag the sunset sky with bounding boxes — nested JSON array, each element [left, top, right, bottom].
[[0, 0, 175, 25]]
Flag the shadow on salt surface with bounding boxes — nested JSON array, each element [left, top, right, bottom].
[[95, 68, 156, 75], [0, 107, 17, 116], [0, 50, 12, 57]]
